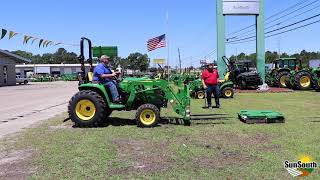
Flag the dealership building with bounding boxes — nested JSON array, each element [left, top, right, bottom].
[[16, 64, 95, 77], [0, 49, 30, 87]]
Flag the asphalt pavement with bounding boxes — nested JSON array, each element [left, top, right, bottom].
[[0, 81, 78, 138]]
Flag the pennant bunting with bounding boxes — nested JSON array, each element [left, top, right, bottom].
[[9, 31, 18, 39], [23, 35, 33, 44], [31, 38, 39, 44], [45, 41, 52, 47], [1, 29, 7, 39], [48, 41, 54, 46], [39, 39, 44, 47], [0, 27, 78, 47], [42, 40, 49, 47]]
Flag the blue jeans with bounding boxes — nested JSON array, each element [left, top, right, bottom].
[[104, 81, 119, 102], [206, 85, 220, 107]]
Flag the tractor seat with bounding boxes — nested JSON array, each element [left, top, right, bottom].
[[219, 72, 230, 83], [87, 72, 93, 82]]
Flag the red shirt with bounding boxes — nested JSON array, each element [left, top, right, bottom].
[[202, 69, 219, 85]]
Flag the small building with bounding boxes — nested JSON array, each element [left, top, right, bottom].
[[16, 64, 95, 77], [0, 49, 30, 87], [309, 59, 320, 68]]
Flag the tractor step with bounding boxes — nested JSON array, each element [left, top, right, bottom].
[[109, 103, 126, 109], [238, 110, 285, 124]]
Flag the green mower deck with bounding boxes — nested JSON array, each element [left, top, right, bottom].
[[238, 110, 285, 124]]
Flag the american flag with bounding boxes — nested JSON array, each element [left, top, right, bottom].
[[147, 34, 166, 52]]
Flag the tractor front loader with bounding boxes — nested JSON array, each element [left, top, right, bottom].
[[68, 37, 191, 128]]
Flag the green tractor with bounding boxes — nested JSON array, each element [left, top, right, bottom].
[[189, 74, 234, 99], [68, 38, 191, 128], [188, 59, 234, 99], [283, 59, 316, 90], [285, 69, 314, 90], [312, 68, 320, 91], [266, 58, 303, 88]]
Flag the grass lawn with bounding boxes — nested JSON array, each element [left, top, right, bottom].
[[1, 91, 319, 179]]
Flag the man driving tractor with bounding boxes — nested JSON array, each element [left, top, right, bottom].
[[93, 55, 121, 103]]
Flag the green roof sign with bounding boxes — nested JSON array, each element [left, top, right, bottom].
[[92, 46, 118, 58]]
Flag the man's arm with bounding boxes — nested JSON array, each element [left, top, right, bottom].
[[201, 72, 207, 89], [202, 79, 207, 89], [100, 72, 118, 79]]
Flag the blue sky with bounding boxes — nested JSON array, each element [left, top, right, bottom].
[[0, 0, 320, 67]]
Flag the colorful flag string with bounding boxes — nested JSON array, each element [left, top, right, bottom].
[[0, 27, 79, 48]]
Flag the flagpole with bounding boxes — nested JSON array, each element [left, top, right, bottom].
[[166, 10, 170, 81]]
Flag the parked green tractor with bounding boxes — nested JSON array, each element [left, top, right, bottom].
[[189, 74, 234, 99], [312, 68, 320, 91], [68, 38, 191, 128], [285, 68, 314, 90], [266, 58, 302, 88]]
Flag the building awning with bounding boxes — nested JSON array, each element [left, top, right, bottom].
[[0, 49, 31, 63]]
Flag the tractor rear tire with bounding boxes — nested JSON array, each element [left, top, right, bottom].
[[276, 71, 289, 88], [294, 71, 312, 90], [68, 90, 107, 127], [221, 87, 234, 98], [285, 73, 294, 89], [136, 104, 160, 128]]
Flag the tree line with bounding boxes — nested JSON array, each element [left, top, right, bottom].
[[229, 50, 320, 66], [12, 48, 320, 71], [12, 48, 150, 72]]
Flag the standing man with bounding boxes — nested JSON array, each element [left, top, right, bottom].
[[201, 63, 220, 109], [93, 55, 121, 103]]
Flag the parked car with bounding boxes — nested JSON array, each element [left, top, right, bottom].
[[16, 75, 29, 85]]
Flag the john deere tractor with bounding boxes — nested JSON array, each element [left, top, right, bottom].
[[283, 59, 315, 90], [189, 73, 234, 99], [266, 58, 302, 88], [68, 38, 191, 128], [312, 68, 320, 91]]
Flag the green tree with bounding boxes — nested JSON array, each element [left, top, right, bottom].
[[52, 48, 77, 64], [12, 50, 33, 62], [127, 52, 149, 71]]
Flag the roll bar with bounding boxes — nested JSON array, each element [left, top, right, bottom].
[[78, 37, 93, 83]]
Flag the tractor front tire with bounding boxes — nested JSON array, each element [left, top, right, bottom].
[[221, 87, 234, 98], [136, 104, 160, 128], [68, 90, 107, 127], [196, 91, 205, 99], [276, 71, 289, 88], [295, 71, 312, 90]]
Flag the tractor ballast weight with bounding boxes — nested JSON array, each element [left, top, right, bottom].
[[68, 38, 191, 128]]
